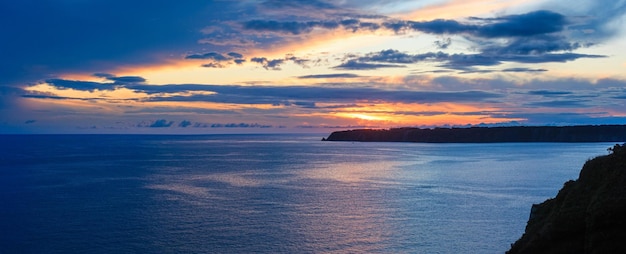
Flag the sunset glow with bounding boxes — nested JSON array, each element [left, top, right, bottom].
[[2, 0, 626, 133]]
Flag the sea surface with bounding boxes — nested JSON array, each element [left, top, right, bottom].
[[0, 134, 615, 253]]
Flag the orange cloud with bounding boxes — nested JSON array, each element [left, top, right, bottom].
[[319, 101, 523, 127], [400, 0, 533, 20]]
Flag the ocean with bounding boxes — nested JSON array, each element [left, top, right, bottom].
[[0, 134, 614, 253]]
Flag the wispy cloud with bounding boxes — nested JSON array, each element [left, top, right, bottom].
[[298, 73, 362, 79], [333, 60, 406, 70]]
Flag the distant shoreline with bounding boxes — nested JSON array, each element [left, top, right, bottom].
[[324, 125, 626, 143]]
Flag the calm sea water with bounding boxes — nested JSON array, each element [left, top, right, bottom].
[[0, 134, 614, 253]]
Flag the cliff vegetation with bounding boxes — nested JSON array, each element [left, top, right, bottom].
[[507, 143, 626, 253]]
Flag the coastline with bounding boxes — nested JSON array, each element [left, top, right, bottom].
[[324, 125, 626, 143]]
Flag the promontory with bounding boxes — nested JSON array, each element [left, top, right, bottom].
[[507, 143, 626, 253], [323, 125, 626, 143]]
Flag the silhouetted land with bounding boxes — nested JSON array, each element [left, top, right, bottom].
[[507, 143, 626, 253], [324, 125, 626, 143]]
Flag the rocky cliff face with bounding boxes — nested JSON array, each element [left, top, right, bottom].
[[507, 144, 626, 254]]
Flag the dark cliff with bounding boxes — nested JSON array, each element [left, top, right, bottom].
[[507, 144, 626, 254], [325, 125, 626, 143]]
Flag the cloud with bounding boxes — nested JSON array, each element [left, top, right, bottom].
[[259, 0, 338, 11], [202, 63, 227, 68], [251, 57, 285, 70], [284, 55, 310, 68], [44, 79, 119, 91], [339, 48, 604, 72], [357, 49, 448, 64], [298, 73, 361, 79], [481, 35, 587, 55], [243, 20, 338, 35], [525, 100, 590, 108], [40, 77, 626, 110], [241, 18, 383, 35], [209, 123, 273, 128], [31, 78, 505, 106], [186, 51, 246, 68], [148, 119, 174, 128], [185, 52, 231, 61], [18, 74, 626, 132], [434, 37, 452, 49], [1, 1, 242, 86], [505, 112, 626, 126], [4, 1, 623, 88], [382, 10, 567, 37], [93, 73, 115, 79], [333, 60, 405, 70], [502, 68, 548, 73], [227, 52, 244, 59], [133, 83, 504, 105], [183, 121, 274, 128], [107, 76, 146, 83], [237, 9, 611, 72], [473, 10, 568, 37], [528, 90, 573, 96], [179, 120, 192, 127], [249, 55, 311, 70]]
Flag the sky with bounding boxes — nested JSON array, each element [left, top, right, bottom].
[[1, 0, 626, 134]]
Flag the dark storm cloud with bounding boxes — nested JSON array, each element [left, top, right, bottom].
[[298, 73, 361, 79]]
